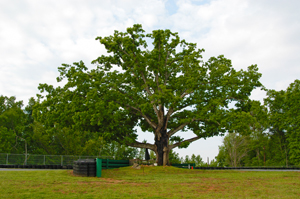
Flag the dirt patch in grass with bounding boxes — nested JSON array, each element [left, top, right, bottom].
[[67, 170, 73, 175], [77, 178, 124, 184], [76, 179, 149, 186], [68, 170, 149, 186]]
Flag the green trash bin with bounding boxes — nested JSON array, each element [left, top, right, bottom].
[[96, 158, 102, 177]]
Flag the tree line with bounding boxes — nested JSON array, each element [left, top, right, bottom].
[[213, 80, 300, 167], [2, 79, 299, 166], [0, 97, 200, 164]]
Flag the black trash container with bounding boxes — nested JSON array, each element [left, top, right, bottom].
[[73, 159, 96, 177]]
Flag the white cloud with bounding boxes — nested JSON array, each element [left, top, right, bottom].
[[169, 0, 300, 93]]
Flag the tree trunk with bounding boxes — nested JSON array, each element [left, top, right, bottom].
[[155, 128, 169, 166]]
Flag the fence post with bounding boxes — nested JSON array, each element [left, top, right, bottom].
[[44, 155, 46, 165], [25, 153, 28, 165], [96, 158, 102, 177], [6, 154, 8, 165], [106, 159, 109, 169], [61, 155, 63, 166]]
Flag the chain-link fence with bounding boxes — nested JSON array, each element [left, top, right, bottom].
[[0, 153, 112, 166]]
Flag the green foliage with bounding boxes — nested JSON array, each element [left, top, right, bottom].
[[149, 150, 156, 160], [215, 80, 300, 167], [285, 80, 300, 165], [0, 126, 15, 153], [33, 24, 262, 165], [214, 145, 228, 167], [0, 95, 26, 153], [223, 132, 250, 167], [135, 148, 145, 160], [182, 154, 204, 166], [100, 141, 139, 160], [263, 79, 300, 165], [169, 149, 181, 164]]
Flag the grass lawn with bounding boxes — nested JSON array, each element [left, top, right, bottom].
[[0, 166, 299, 198]]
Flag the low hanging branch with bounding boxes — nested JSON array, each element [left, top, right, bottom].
[[126, 140, 156, 151], [169, 136, 201, 150]]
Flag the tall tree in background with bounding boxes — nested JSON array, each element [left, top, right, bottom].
[[215, 80, 300, 167], [35, 24, 262, 165], [223, 132, 250, 167], [0, 96, 27, 153], [183, 154, 204, 166], [285, 80, 300, 165], [264, 89, 289, 166]]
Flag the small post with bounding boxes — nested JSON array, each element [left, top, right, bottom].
[[25, 153, 28, 165], [6, 153, 8, 165], [96, 158, 102, 177], [207, 157, 209, 166], [163, 147, 168, 166], [25, 140, 27, 165], [61, 155, 63, 166], [44, 155, 46, 165], [106, 159, 109, 169], [263, 146, 266, 166]]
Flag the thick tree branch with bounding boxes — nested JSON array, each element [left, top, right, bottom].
[[168, 120, 193, 138], [126, 140, 155, 151], [168, 117, 221, 138], [140, 71, 154, 97], [114, 100, 157, 129], [169, 136, 201, 150], [164, 107, 173, 130]]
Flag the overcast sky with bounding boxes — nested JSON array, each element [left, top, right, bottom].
[[1, 0, 300, 162]]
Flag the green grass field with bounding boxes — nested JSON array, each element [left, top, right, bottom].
[[0, 167, 299, 198]]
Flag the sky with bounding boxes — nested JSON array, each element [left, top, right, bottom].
[[1, 0, 300, 162]]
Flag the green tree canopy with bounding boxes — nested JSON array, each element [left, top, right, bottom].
[[35, 24, 262, 165], [265, 79, 300, 165], [0, 95, 27, 153], [215, 80, 300, 167]]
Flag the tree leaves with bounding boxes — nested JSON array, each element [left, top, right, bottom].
[[33, 24, 263, 164]]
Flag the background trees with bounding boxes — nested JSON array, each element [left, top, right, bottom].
[[284, 80, 300, 165], [1, 77, 300, 166], [214, 79, 300, 166], [0, 94, 138, 158], [0, 95, 28, 154]]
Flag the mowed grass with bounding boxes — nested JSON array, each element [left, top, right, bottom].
[[0, 167, 300, 199]]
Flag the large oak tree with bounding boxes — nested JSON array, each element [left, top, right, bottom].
[[35, 24, 262, 165]]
